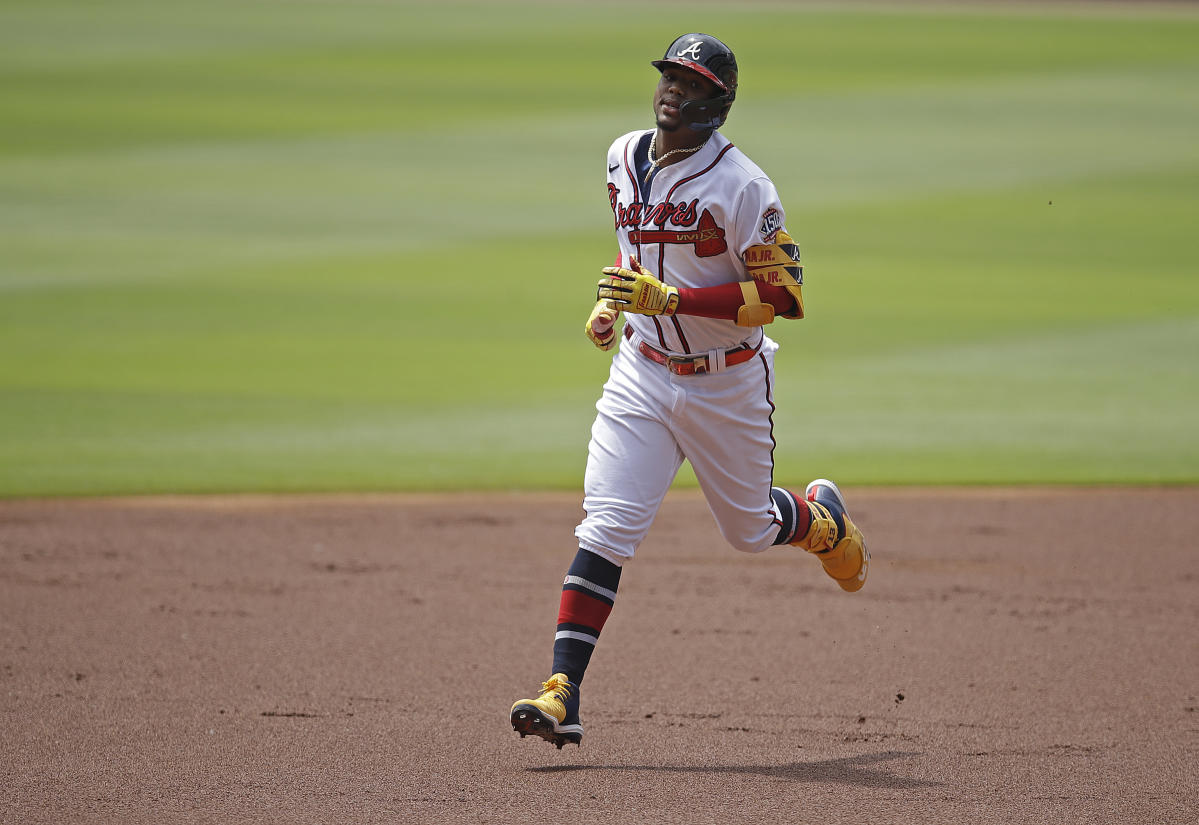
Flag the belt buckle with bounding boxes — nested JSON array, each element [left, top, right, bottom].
[[667, 354, 705, 375]]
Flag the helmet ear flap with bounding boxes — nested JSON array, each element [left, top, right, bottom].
[[719, 87, 736, 126], [678, 90, 734, 131]]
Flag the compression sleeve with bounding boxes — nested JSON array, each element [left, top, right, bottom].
[[676, 281, 797, 320]]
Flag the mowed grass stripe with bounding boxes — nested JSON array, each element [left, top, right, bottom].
[[3, 61, 1194, 287]]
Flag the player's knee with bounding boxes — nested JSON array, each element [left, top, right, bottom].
[[721, 524, 774, 555], [707, 505, 777, 555], [575, 498, 657, 562]]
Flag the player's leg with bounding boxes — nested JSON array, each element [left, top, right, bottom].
[[678, 346, 867, 590], [574, 344, 687, 565], [512, 346, 684, 748], [674, 345, 783, 554], [510, 548, 621, 749]]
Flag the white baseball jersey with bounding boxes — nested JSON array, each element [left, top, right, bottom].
[[605, 128, 790, 355], [575, 128, 798, 565]]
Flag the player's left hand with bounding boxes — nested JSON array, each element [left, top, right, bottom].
[[598, 257, 679, 317], [585, 300, 621, 351]]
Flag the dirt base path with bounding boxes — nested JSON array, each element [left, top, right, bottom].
[[2, 488, 1196, 824]]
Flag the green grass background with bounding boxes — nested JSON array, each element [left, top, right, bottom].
[[1, 0, 1197, 495]]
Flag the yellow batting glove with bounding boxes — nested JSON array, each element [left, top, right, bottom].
[[598, 258, 679, 317], [585, 300, 621, 351]]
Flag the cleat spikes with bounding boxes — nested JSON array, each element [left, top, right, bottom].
[[510, 674, 584, 748]]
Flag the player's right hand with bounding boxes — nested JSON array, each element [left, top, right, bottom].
[[585, 300, 621, 351], [598, 257, 680, 317]]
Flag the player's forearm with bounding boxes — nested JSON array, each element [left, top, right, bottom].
[[597, 258, 800, 323], [676, 281, 796, 320]]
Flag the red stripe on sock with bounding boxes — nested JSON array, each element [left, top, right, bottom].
[[558, 589, 614, 632], [786, 488, 811, 543], [797, 492, 812, 536]]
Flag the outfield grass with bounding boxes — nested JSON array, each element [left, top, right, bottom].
[[1, 1, 1197, 495]]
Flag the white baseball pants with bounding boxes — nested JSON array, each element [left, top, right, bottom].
[[574, 332, 783, 565]]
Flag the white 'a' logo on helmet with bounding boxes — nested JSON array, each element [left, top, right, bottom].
[[676, 42, 703, 60]]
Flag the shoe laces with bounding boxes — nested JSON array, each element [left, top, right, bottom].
[[807, 500, 840, 550], [540, 674, 573, 701]]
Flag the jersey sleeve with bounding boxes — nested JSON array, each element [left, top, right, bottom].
[[730, 177, 787, 260], [731, 176, 804, 320]]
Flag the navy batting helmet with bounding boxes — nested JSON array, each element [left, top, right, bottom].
[[651, 33, 738, 131]]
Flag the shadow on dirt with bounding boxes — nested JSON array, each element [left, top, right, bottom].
[[528, 750, 940, 789]]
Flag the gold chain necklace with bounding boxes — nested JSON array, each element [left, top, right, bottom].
[[645, 131, 709, 183]]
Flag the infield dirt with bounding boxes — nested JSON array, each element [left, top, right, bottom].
[[1, 488, 1196, 824]]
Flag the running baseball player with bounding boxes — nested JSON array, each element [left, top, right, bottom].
[[510, 33, 868, 749]]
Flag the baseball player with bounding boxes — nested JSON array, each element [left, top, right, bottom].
[[511, 33, 868, 749]]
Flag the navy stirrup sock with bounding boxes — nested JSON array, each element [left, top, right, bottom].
[[552, 548, 622, 685], [770, 486, 811, 545]]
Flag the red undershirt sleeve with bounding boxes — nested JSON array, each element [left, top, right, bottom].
[[676, 281, 797, 320]]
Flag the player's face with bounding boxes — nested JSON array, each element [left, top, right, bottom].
[[654, 65, 721, 132]]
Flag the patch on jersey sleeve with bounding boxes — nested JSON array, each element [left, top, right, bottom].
[[759, 207, 782, 243]]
